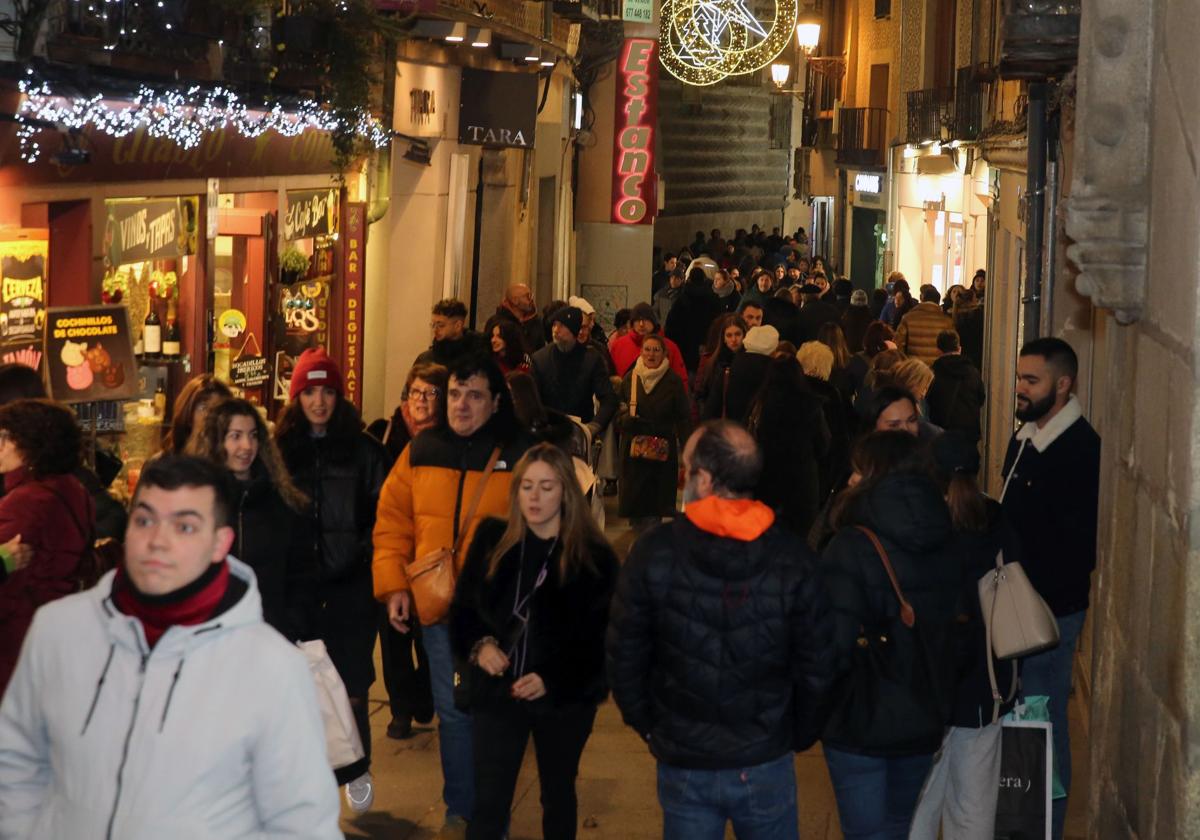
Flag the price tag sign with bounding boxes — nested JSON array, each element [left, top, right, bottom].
[[230, 355, 270, 388]]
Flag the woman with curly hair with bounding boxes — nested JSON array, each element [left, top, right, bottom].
[[161, 374, 233, 456], [188, 398, 318, 643], [275, 348, 390, 811], [0, 399, 93, 694], [489, 319, 531, 375]]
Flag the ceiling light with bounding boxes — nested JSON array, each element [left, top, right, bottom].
[[539, 50, 556, 67], [524, 46, 540, 62], [471, 27, 491, 48], [445, 22, 467, 42]]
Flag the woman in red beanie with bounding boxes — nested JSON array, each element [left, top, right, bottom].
[[275, 347, 391, 813]]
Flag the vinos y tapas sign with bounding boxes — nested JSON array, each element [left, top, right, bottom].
[[611, 39, 659, 225]]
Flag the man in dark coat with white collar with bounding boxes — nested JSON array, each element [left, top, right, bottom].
[[1000, 336, 1100, 840]]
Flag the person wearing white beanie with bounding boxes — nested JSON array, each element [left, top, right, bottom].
[[743, 325, 781, 356]]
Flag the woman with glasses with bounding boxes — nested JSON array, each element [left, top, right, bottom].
[[276, 348, 391, 813], [376, 363, 446, 739], [450, 443, 619, 840]]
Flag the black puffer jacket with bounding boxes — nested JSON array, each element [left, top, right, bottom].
[[607, 514, 836, 769], [450, 518, 619, 709], [927, 354, 986, 440], [232, 465, 319, 640], [280, 431, 391, 583], [818, 471, 963, 755]]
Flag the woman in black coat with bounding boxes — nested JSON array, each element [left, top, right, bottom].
[[187, 398, 318, 641], [910, 432, 1022, 839], [817, 431, 963, 840], [450, 443, 619, 840], [275, 349, 390, 805], [747, 357, 830, 536], [617, 334, 690, 527]]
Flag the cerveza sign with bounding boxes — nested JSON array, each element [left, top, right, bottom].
[[459, 69, 537, 149], [285, 189, 339, 241], [104, 197, 198, 265]]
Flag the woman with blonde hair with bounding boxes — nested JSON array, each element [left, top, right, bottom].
[[886, 357, 936, 405], [187, 398, 318, 642], [450, 443, 619, 840]]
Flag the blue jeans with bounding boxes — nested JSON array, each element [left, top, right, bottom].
[[1020, 609, 1085, 840], [823, 747, 932, 840], [657, 753, 798, 840], [421, 622, 474, 821]]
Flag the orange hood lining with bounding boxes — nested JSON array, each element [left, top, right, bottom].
[[684, 495, 775, 541]]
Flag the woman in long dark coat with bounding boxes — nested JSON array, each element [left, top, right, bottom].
[[617, 333, 690, 530]]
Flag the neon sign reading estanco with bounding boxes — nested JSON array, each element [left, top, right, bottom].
[[612, 38, 658, 225]]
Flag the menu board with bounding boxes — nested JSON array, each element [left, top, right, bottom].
[[0, 233, 49, 371], [45, 306, 138, 403]]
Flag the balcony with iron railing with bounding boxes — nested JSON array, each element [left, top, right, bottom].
[[799, 57, 844, 150], [905, 87, 955, 144], [954, 66, 989, 141], [836, 107, 888, 167]]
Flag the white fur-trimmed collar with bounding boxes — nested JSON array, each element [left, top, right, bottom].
[[1015, 394, 1083, 452]]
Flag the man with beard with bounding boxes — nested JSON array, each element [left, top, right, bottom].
[[484, 283, 545, 354], [607, 421, 835, 840], [416, 298, 488, 368], [1001, 337, 1100, 840], [529, 305, 618, 438]]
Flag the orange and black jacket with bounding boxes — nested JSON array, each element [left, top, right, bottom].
[[372, 424, 531, 615]]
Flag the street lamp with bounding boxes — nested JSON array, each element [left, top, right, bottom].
[[795, 9, 821, 53], [771, 63, 791, 86]]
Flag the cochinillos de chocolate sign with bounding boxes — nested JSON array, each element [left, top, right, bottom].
[[459, 69, 537, 149]]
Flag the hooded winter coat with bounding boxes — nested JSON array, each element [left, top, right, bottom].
[[818, 471, 963, 756], [607, 499, 836, 768], [0, 558, 342, 840], [895, 302, 954, 364], [0, 468, 93, 695], [926, 353, 986, 439], [664, 281, 724, 372], [529, 341, 618, 430]]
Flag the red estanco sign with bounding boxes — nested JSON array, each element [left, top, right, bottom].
[[611, 38, 658, 225], [340, 202, 366, 409]]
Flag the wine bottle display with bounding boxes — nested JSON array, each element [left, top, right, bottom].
[[163, 299, 181, 359], [143, 306, 162, 358]]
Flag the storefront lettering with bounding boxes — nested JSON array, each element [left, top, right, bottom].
[[1, 277, 42, 304], [340, 204, 366, 408], [612, 39, 658, 225], [463, 125, 529, 146], [284, 189, 338, 240]]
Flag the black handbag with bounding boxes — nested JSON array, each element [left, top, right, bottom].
[[822, 526, 954, 751]]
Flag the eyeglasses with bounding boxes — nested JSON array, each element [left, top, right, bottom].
[[408, 388, 440, 403]]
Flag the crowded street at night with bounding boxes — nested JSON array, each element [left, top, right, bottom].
[[0, 0, 1192, 838]]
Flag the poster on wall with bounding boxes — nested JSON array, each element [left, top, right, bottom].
[[579, 284, 628, 337], [44, 306, 138, 403], [0, 232, 49, 371]]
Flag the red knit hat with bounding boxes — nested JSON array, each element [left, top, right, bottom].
[[289, 347, 344, 400]]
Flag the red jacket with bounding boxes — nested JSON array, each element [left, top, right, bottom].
[[609, 331, 689, 386], [0, 468, 93, 694]]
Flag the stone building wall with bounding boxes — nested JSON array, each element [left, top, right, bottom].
[[1075, 0, 1200, 833]]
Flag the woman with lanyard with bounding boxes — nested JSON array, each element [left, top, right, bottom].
[[449, 443, 619, 840]]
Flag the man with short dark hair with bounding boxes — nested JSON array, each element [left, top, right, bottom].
[[0, 456, 341, 839], [1001, 337, 1100, 840], [896, 285, 954, 364], [608, 420, 835, 840], [374, 355, 531, 839], [652, 253, 678, 298], [926, 329, 986, 440], [738, 301, 764, 329], [416, 298, 488, 368]]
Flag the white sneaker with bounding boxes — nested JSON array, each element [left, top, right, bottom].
[[345, 771, 374, 813]]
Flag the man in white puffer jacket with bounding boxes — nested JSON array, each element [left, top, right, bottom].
[[0, 455, 341, 840]]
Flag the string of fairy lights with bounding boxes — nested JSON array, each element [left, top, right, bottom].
[[15, 75, 392, 164]]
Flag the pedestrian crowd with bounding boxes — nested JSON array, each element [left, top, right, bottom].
[[0, 229, 1098, 840]]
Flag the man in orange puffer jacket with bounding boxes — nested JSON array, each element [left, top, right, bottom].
[[373, 354, 531, 840]]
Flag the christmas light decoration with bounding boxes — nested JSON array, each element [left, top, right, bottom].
[[14, 75, 391, 164], [659, 0, 798, 86]]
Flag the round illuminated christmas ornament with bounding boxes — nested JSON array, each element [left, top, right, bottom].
[[659, 0, 798, 86]]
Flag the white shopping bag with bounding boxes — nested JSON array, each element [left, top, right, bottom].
[[299, 639, 365, 770]]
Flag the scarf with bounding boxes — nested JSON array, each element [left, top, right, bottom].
[[112, 560, 231, 648], [633, 355, 670, 395], [401, 401, 437, 440]]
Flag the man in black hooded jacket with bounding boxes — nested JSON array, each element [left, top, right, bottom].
[[529, 305, 618, 438], [608, 421, 835, 839]]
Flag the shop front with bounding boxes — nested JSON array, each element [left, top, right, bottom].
[[890, 144, 989, 294], [844, 170, 888, 293]]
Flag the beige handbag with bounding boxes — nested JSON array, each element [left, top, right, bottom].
[[978, 550, 1061, 721]]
